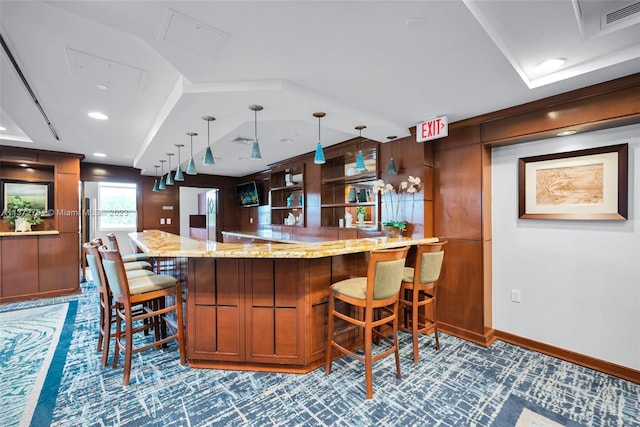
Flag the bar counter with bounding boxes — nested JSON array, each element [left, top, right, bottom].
[[129, 230, 438, 373], [130, 229, 436, 258]]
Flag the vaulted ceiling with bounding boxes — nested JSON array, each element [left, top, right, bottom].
[[1, 1, 638, 177]]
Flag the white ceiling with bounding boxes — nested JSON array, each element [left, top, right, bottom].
[[1, 0, 639, 177]]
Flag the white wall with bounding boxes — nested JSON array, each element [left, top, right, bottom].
[[179, 187, 212, 237], [492, 123, 639, 370]]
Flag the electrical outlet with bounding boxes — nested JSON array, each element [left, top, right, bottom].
[[250, 217, 253, 224], [511, 289, 522, 303], [160, 218, 165, 225], [166, 218, 171, 225]]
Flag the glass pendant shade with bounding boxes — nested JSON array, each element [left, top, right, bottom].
[[314, 141, 326, 164], [174, 143, 185, 181], [202, 116, 215, 165], [203, 146, 214, 165], [251, 139, 261, 160], [313, 112, 326, 165], [249, 105, 263, 160], [166, 153, 175, 185], [355, 150, 366, 172], [386, 135, 398, 175], [186, 132, 197, 175], [152, 165, 160, 192], [354, 125, 367, 171], [387, 157, 398, 175], [175, 165, 184, 181], [187, 157, 196, 175], [158, 160, 167, 190]]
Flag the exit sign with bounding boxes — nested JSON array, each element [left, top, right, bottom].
[[417, 116, 448, 142]]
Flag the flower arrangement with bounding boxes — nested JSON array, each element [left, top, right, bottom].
[[372, 176, 421, 231]]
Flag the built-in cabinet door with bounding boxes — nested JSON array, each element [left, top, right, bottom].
[[187, 258, 244, 361], [1, 236, 39, 298], [245, 259, 305, 364]]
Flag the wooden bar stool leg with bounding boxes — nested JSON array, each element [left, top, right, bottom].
[[123, 306, 134, 386], [325, 290, 335, 375], [412, 288, 420, 363], [364, 308, 373, 399], [393, 301, 402, 378]]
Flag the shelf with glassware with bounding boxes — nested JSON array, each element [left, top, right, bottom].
[[270, 164, 305, 227], [320, 145, 378, 229]]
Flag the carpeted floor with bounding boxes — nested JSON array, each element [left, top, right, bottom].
[[1, 280, 638, 426]]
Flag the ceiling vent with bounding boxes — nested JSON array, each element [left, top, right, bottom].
[[602, 1, 640, 28], [231, 136, 253, 145]]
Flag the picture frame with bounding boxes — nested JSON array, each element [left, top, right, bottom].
[[518, 144, 628, 220], [1, 179, 55, 217]]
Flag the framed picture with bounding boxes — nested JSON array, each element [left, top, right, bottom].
[[518, 144, 628, 220], [1, 179, 54, 216]]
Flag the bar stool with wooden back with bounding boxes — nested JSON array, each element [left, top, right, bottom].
[[399, 240, 447, 363], [99, 246, 186, 385], [325, 246, 409, 399], [83, 241, 156, 366], [106, 233, 152, 265], [92, 237, 152, 272]]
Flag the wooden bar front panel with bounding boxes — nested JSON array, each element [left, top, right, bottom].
[[187, 258, 244, 361]]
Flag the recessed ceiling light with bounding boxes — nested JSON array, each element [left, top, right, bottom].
[[535, 58, 566, 74], [0, 126, 6, 131], [88, 112, 108, 120], [556, 130, 577, 136], [93, 152, 107, 157], [96, 84, 109, 90], [18, 163, 29, 167]]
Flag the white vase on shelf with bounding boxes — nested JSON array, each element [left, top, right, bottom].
[[14, 217, 32, 232]]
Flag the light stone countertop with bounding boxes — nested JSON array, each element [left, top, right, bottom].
[[130, 230, 438, 259]]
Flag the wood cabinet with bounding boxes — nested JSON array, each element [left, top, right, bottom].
[[0, 147, 82, 303], [320, 144, 378, 229], [270, 163, 304, 227]]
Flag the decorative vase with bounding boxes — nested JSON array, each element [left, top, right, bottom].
[[15, 217, 32, 232], [384, 225, 402, 238]]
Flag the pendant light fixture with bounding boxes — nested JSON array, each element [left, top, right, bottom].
[[158, 160, 167, 190], [354, 125, 367, 172], [165, 153, 175, 185], [387, 135, 398, 175], [152, 165, 160, 192], [202, 115, 215, 166], [249, 104, 263, 160], [174, 143, 185, 181], [313, 112, 326, 164], [186, 132, 198, 175]]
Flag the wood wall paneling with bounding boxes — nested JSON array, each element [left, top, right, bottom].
[[56, 172, 81, 232], [437, 239, 486, 336], [1, 236, 39, 298], [481, 86, 640, 146], [435, 141, 483, 240]]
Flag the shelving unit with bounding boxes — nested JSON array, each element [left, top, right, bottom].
[[320, 146, 378, 229], [270, 163, 305, 226]]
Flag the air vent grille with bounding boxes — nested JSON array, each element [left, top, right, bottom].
[[604, 1, 640, 25]]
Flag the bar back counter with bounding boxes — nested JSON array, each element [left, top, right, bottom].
[[129, 230, 438, 373]]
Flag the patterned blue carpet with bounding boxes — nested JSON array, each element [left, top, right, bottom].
[[1, 280, 638, 426]]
